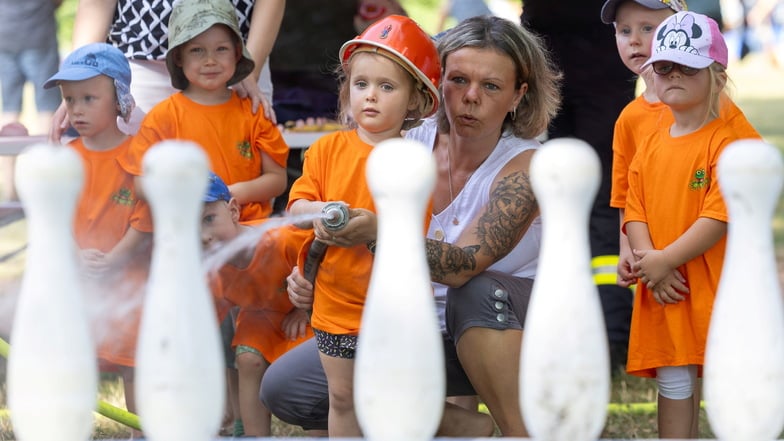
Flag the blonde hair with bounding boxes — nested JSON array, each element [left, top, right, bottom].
[[435, 16, 562, 139], [336, 51, 431, 131], [700, 62, 729, 127]]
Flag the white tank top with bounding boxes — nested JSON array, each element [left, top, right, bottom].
[[406, 118, 542, 330]]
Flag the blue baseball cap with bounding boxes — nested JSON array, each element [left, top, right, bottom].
[[204, 171, 232, 202], [44, 43, 131, 89], [44, 43, 136, 121]]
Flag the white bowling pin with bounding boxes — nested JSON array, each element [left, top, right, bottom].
[[134, 141, 225, 441], [521, 138, 609, 441], [704, 139, 784, 441], [355, 138, 444, 441], [8, 143, 97, 441]]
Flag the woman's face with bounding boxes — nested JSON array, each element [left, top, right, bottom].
[[441, 47, 524, 141]]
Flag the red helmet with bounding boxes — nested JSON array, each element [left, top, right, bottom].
[[339, 15, 441, 117]]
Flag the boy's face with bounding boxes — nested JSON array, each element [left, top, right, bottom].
[[614, 2, 674, 75], [60, 75, 119, 138], [176, 24, 240, 94], [201, 198, 241, 252]]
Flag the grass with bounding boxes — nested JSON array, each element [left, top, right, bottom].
[[0, 369, 714, 439], [2, 1, 783, 439]]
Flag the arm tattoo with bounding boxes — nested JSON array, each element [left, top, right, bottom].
[[424, 171, 536, 283], [476, 170, 537, 259], [426, 239, 479, 281]]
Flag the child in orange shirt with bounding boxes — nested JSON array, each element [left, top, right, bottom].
[[201, 171, 312, 436], [43, 42, 152, 420], [286, 15, 440, 437], [602, 0, 760, 288], [119, 0, 289, 223], [623, 11, 753, 438]]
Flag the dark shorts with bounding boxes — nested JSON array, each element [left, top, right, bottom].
[[446, 271, 533, 342], [313, 328, 358, 359]]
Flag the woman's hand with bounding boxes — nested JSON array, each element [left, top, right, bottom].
[[48, 101, 69, 143], [232, 76, 276, 124]]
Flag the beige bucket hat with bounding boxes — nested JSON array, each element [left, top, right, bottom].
[[165, 0, 255, 90]]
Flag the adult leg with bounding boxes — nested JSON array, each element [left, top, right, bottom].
[[446, 272, 533, 437], [0, 50, 24, 202], [261, 335, 494, 437], [456, 327, 525, 436], [21, 43, 61, 134], [260, 337, 330, 431], [442, 334, 496, 437]]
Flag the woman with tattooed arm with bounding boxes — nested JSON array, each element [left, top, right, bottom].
[[262, 15, 562, 437]]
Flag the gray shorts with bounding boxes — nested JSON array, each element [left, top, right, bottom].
[[446, 270, 533, 342]]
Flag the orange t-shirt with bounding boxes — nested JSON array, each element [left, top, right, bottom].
[[623, 116, 758, 378], [287, 130, 376, 335], [611, 95, 760, 209], [209, 225, 312, 363], [69, 136, 152, 367], [119, 91, 289, 222]]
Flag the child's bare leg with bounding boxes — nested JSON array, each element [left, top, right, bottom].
[[226, 367, 242, 435], [120, 366, 143, 438], [658, 395, 694, 438], [691, 378, 702, 438], [319, 353, 360, 437], [236, 348, 271, 436]]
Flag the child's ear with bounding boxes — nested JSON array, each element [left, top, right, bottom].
[[408, 89, 424, 112], [228, 198, 241, 222]]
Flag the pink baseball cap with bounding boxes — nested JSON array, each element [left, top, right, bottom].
[[643, 11, 728, 69]]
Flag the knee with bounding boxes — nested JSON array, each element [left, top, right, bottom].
[[656, 365, 697, 400], [259, 361, 287, 409], [328, 383, 354, 414], [236, 351, 267, 376]]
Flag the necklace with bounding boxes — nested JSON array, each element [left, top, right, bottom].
[[446, 145, 460, 226]]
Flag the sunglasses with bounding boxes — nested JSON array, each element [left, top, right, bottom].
[[652, 61, 702, 76]]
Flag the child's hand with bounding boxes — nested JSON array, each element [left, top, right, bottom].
[[281, 307, 310, 340], [79, 248, 109, 278], [631, 248, 674, 289], [617, 238, 636, 288], [650, 271, 689, 305], [286, 265, 314, 310]]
